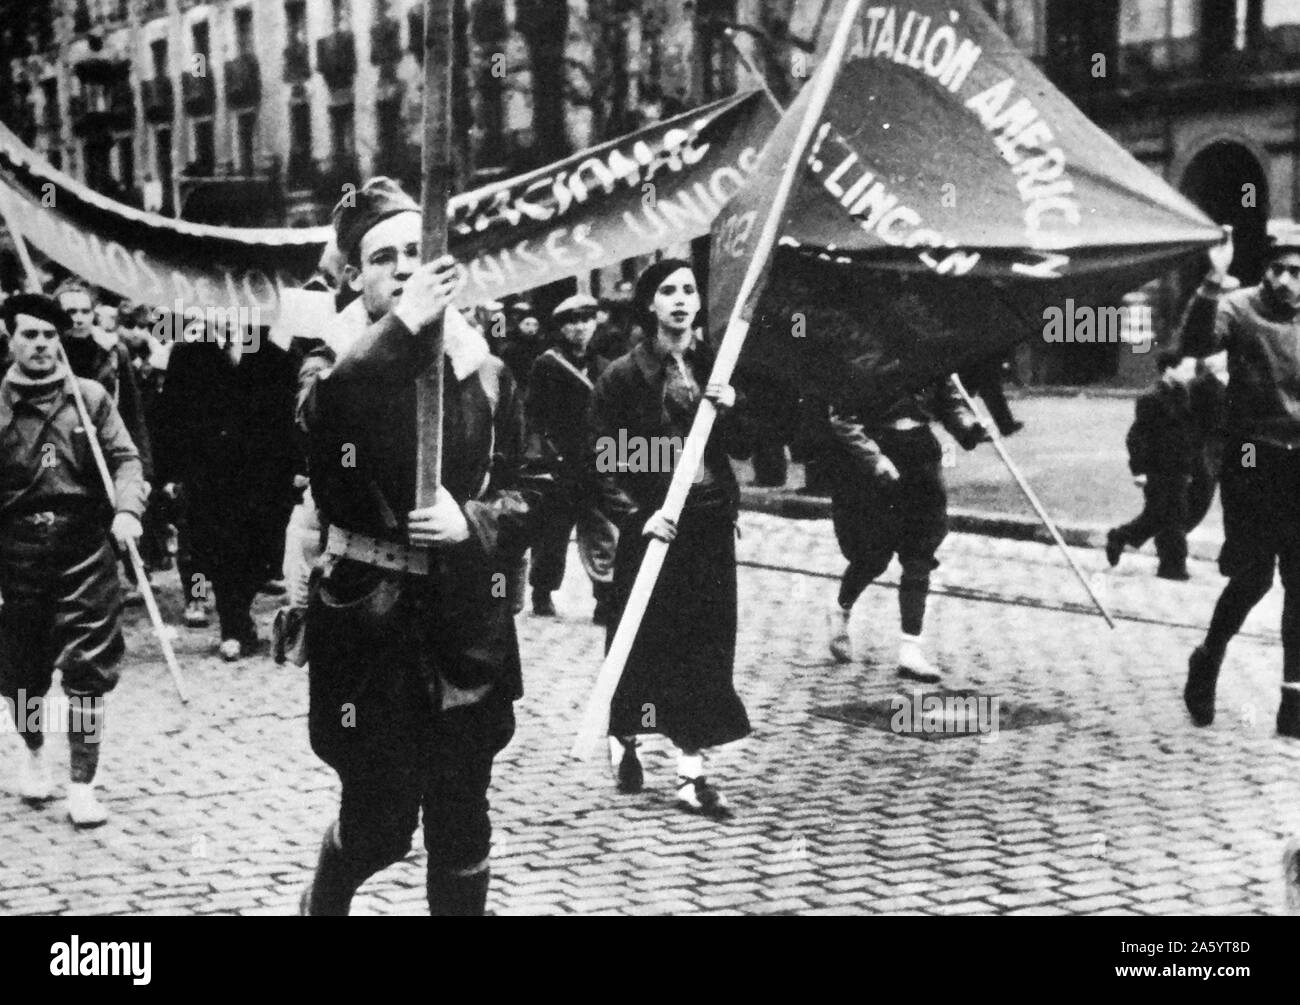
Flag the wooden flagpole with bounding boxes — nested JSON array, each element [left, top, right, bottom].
[[415, 0, 456, 506], [571, 0, 866, 759], [0, 202, 189, 701], [950, 374, 1115, 628]]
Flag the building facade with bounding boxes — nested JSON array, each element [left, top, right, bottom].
[[1, 0, 818, 228], [8, 2, 1294, 383], [985, 0, 1300, 382]]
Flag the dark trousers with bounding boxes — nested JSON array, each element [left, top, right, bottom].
[[0, 518, 122, 780], [335, 690, 514, 880], [1206, 442, 1300, 682], [831, 428, 948, 635], [188, 493, 283, 641], [528, 479, 616, 604], [1114, 472, 1191, 569], [978, 381, 1017, 434], [1185, 456, 1218, 532]]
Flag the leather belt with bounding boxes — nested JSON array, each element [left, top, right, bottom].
[[325, 525, 431, 576]]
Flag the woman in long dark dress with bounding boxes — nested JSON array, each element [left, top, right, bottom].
[[588, 259, 751, 818]]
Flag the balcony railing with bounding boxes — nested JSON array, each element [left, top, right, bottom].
[[1102, 29, 1300, 95], [224, 54, 261, 107], [142, 77, 174, 123], [283, 41, 311, 83], [181, 72, 215, 115], [69, 83, 134, 137], [371, 17, 402, 66], [317, 32, 357, 89]]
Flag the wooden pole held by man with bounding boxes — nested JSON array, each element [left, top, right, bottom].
[[415, 0, 456, 506]]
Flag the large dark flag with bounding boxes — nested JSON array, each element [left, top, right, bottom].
[[708, 0, 1223, 412]]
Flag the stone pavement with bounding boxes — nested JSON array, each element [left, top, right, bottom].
[[1, 512, 1297, 916]]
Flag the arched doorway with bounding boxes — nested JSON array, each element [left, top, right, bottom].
[[1180, 140, 1269, 285]]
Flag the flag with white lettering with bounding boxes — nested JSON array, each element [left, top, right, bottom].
[[710, 0, 1222, 411], [0, 92, 775, 320]]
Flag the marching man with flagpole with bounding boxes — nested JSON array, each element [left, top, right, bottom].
[[0, 293, 148, 828]]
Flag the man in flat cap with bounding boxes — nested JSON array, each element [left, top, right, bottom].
[[0, 294, 146, 827], [1179, 225, 1300, 738], [526, 293, 617, 622], [298, 177, 551, 916]]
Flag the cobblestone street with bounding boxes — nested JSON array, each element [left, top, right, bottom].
[[2, 511, 1298, 916]]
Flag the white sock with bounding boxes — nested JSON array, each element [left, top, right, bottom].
[[676, 751, 704, 780]]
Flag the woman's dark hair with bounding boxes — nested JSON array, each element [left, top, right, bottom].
[[632, 258, 696, 335]]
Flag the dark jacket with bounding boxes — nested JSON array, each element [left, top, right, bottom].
[[588, 338, 752, 524], [302, 311, 552, 696], [62, 332, 153, 482], [829, 376, 984, 482], [1178, 277, 1300, 448], [1126, 381, 1198, 476], [154, 339, 298, 512], [0, 367, 147, 521], [527, 346, 609, 477]]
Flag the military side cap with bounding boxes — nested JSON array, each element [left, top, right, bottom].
[[332, 177, 420, 260]]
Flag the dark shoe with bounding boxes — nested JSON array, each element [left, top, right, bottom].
[[532, 591, 556, 617], [300, 821, 360, 916], [122, 586, 144, 608], [1105, 529, 1124, 568], [615, 741, 643, 794], [426, 866, 490, 916], [675, 776, 732, 819], [259, 578, 287, 597], [1157, 564, 1191, 581], [1184, 646, 1220, 727], [1278, 687, 1300, 739], [998, 420, 1025, 437]]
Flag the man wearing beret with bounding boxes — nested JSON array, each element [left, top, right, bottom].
[[526, 294, 617, 622], [298, 178, 551, 916], [1178, 227, 1300, 738], [0, 294, 146, 827]]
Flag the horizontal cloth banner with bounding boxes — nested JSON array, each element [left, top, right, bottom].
[[0, 90, 776, 322]]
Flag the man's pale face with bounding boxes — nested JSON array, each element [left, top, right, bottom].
[[560, 315, 597, 355], [10, 313, 61, 377], [94, 304, 118, 332], [57, 291, 95, 338], [347, 212, 422, 320], [1265, 252, 1300, 309], [519, 317, 539, 338]]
